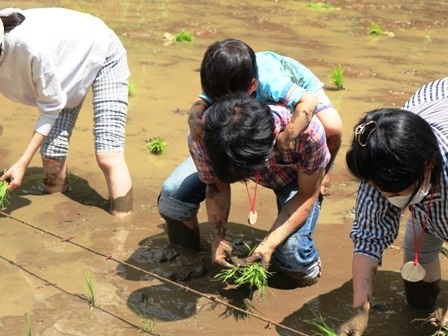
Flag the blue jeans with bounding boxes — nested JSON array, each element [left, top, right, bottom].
[[158, 157, 321, 277]]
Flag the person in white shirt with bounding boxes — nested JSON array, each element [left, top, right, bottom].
[[0, 7, 132, 216]]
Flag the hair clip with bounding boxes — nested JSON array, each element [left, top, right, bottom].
[[354, 120, 377, 147]]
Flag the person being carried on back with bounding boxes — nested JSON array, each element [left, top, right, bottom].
[[187, 38, 342, 196]]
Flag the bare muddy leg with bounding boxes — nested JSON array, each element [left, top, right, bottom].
[[42, 157, 69, 193], [110, 187, 133, 217]]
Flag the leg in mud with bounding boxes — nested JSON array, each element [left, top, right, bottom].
[[96, 152, 133, 217], [158, 157, 206, 250], [42, 157, 69, 193]]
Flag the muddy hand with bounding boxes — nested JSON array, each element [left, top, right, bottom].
[[320, 173, 332, 196], [242, 251, 270, 269], [212, 239, 239, 269], [276, 130, 295, 152], [337, 300, 370, 336]]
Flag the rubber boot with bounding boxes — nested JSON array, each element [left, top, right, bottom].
[[162, 215, 201, 250], [403, 279, 441, 311], [42, 157, 69, 193]]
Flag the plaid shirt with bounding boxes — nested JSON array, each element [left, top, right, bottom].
[[189, 103, 330, 190]]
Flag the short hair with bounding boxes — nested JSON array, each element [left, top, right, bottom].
[[346, 108, 443, 193], [200, 39, 257, 100], [203, 92, 275, 183]]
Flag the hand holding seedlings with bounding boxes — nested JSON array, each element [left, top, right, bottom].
[[0, 181, 10, 208]]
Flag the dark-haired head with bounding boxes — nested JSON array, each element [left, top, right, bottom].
[[0, 12, 26, 56], [200, 39, 258, 100], [203, 92, 275, 183], [346, 108, 442, 194]]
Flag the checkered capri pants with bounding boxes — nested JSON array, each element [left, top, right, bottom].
[[41, 31, 130, 158]]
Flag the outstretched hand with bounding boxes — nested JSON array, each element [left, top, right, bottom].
[[211, 239, 243, 269], [242, 243, 274, 269], [337, 300, 370, 336]]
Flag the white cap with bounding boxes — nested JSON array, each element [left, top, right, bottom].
[[0, 18, 3, 45]]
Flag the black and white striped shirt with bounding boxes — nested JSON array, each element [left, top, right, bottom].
[[351, 77, 448, 263]]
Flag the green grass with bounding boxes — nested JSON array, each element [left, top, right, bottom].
[[174, 30, 194, 42], [330, 65, 344, 90], [306, 311, 338, 335], [130, 303, 157, 333], [368, 22, 386, 35], [145, 137, 167, 155], [0, 181, 10, 208], [83, 271, 95, 311], [306, 2, 335, 10]]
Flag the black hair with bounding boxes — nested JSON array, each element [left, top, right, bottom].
[[203, 92, 275, 183], [0, 11, 26, 56], [346, 108, 443, 193], [200, 38, 258, 100], [0, 12, 26, 32]]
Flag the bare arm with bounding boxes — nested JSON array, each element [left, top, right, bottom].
[[248, 169, 324, 265], [187, 98, 209, 142], [205, 180, 235, 268], [276, 91, 318, 151], [1, 131, 45, 190], [352, 254, 378, 307]]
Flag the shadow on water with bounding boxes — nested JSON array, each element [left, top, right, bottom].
[[15, 166, 109, 213], [277, 270, 448, 336], [117, 221, 286, 323]]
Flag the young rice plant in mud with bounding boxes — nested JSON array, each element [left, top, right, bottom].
[[368, 22, 395, 37], [306, 311, 338, 336], [163, 30, 194, 45], [306, 2, 336, 10], [214, 243, 273, 298], [26, 312, 32, 336], [128, 80, 136, 97], [145, 137, 167, 155], [330, 65, 344, 90], [83, 271, 95, 311], [130, 303, 157, 334], [0, 181, 10, 208]]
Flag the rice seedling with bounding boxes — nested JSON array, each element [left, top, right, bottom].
[[0, 181, 10, 208], [174, 30, 194, 42], [306, 311, 338, 336], [144, 137, 167, 155], [214, 244, 273, 298], [83, 271, 95, 311], [130, 303, 157, 333], [26, 312, 32, 336], [368, 22, 385, 35], [128, 80, 136, 97], [330, 65, 344, 90], [306, 2, 335, 10]]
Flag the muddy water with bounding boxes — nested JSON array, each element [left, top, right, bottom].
[[1, 0, 448, 335]]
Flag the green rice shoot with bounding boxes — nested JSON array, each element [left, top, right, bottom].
[[306, 311, 338, 336], [128, 80, 136, 97], [174, 30, 194, 42], [26, 312, 32, 336], [306, 2, 335, 10], [214, 243, 273, 298], [145, 137, 167, 155], [330, 64, 344, 90], [368, 22, 386, 35], [83, 271, 95, 311], [0, 181, 10, 208]]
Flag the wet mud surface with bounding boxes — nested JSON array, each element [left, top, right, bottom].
[[1, 0, 448, 335]]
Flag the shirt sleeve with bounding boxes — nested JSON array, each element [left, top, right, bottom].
[[351, 181, 403, 264], [31, 51, 67, 136]]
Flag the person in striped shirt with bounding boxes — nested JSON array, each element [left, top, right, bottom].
[[159, 92, 330, 286], [338, 78, 448, 335]]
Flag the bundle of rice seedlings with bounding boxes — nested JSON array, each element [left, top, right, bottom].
[[0, 181, 10, 208], [307, 311, 338, 336]]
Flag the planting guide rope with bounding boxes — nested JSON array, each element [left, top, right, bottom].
[[0, 210, 311, 336]]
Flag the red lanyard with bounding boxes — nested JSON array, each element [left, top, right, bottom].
[[245, 175, 258, 213], [409, 189, 434, 265]]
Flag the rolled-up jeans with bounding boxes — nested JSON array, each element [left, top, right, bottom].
[[158, 157, 321, 278]]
